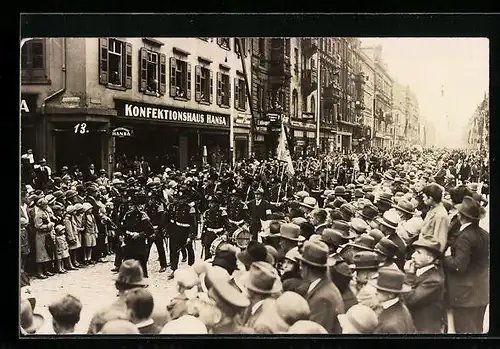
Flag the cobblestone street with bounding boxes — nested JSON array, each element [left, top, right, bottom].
[[29, 241, 203, 335]]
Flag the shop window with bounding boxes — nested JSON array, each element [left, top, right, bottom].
[[217, 71, 231, 108], [21, 39, 49, 84], [139, 48, 166, 95], [234, 77, 246, 111], [217, 38, 231, 50], [170, 57, 191, 100], [195, 65, 213, 104], [99, 38, 132, 89]]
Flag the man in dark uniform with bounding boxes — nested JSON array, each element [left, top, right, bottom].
[[145, 181, 168, 273], [202, 195, 228, 260], [120, 193, 155, 278], [111, 181, 129, 272], [226, 189, 248, 231], [168, 187, 197, 279], [245, 188, 274, 241]]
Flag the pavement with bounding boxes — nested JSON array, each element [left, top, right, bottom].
[[29, 240, 203, 335]]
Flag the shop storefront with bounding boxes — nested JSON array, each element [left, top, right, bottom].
[[234, 114, 251, 161], [113, 99, 230, 171]]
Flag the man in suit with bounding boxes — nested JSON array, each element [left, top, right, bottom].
[[420, 183, 450, 253], [372, 267, 416, 334], [299, 240, 345, 334], [125, 288, 162, 334], [403, 236, 445, 334], [245, 188, 274, 241], [443, 196, 489, 334]]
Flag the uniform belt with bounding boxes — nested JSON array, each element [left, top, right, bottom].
[[176, 222, 190, 228], [207, 227, 223, 233], [228, 219, 244, 225]]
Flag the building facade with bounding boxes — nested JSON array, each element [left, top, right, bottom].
[[356, 46, 375, 151], [466, 93, 489, 151], [21, 37, 253, 173]]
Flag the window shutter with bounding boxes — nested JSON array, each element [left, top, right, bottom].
[[241, 81, 246, 110], [216, 72, 222, 106], [234, 77, 239, 110], [99, 38, 108, 85], [195, 65, 201, 102], [209, 70, 214, 104], [159, 53, 166, 95], [139, 48, 147, 92], [170, 57, 177, 97], [125, 42, 132, 89], [186, 63, 192, 100]]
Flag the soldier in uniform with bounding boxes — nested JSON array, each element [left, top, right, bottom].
[[110, 181, 130, 272], [120, 192, 155, 278], [226, 189, 248, 232], [168, 186, 197, 279], [201, 195, 228, 260], [145, 181, 168, 273]]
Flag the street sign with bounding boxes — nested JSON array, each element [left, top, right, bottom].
[[111, 127, 132, 137]]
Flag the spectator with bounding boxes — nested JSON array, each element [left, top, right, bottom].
[[49, 294, 82, 334], [125, 288, 162, 334], [20, 299, 44, 335], [420, 183, 450, 252]]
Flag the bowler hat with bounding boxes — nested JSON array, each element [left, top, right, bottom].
[[376, 210, 401, 231], [213, 249, 238, 274], [321, 228, 347, 248], [349, 233, 376, 252], [378, 192, 393, 205], [300, 196, 317, 210], [393, 199, 415, 215], [349, 251, 383, 270], [334, 186, 350, 197], [350, 218, 369, 234], [237, 241, 272, 266], [284, 247, 301, 264], [114, 259, 149, 287], [456, 196, 486, 220], [372, 267, 411, 293], [278, 223, 304, 242], [332, 220, 357, 239], [297, 240, 329, 268], [408, 235, 443, 258], [354, 189, 364, 199], [358, 204, 379, 221], [240, 261, 281, 294]]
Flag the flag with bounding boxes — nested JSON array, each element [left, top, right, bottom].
[[277, 122, 295, 175]]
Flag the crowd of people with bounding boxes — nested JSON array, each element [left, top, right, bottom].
[[20, 146, 489, 335]]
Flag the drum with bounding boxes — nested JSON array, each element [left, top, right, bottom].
[[209, 236, 231, 257], [232, 226, 252, 249]]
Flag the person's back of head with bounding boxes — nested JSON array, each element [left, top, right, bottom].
[[99, 320, 140, 334], [125, 288, 155, 323], [49, 294, 82, 334]]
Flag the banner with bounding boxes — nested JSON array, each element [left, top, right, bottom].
[[276, 122, 295, 175]]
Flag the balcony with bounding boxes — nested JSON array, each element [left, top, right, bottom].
[[323, 82, 341, 106], [302, 69, 318, 95], [302, 38, 319, 57], [354, 100, 365, 110], [354, 72, 366, 85]]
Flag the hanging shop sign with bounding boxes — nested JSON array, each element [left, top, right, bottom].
[[111, 127, 132, 138], [114, 99, 229, 129]]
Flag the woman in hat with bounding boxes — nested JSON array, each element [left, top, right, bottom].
[[64, 205, 81, 268], [33, 198, 56, 279], [280, 247, 307, 297], [82, 202, 98, 265]]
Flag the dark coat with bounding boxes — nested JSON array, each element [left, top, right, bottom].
[[306, 278, 345, 334], [373, 300, 416, 334], [342, 287, 358, 311], [403, 265, 445, 334], [444, 223, 489, 308], [247, 199, 274, 235]]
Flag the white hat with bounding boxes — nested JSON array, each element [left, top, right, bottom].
[[160, 315, 207, 334]]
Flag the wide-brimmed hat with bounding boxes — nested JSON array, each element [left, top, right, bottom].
[[358, 204, 379, 221], [340, 203, 356, 219], [237, 240, 272, 266], [278, 223, 304, 242], [334, 186, 350, 197], [284, 247, 301, 264], [321, 228, 347, 248], [332, 220, 357, 239], [209, 277, 250, 309], [392, 199, 416, 215], [332, 261, 353, 278], [300, 196, 318, 210], [376, 210, 401, 231], [20, 299, 44, 334], [456, 196, 486, 220], [240, 261, 281, 294], [408, 235, 443, 258], [377, 192, 394, 205], [297, 240, 329, 268], [374, 237, 400, 259], [371, 267, 411, 293], [348, 233, 376, 252], [401, 217, 424, 238], [349, 218, 369, 235], [114, 259, 149, 287], [348, 251, 383, 270]]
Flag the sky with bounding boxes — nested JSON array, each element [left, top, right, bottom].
[[360, 38, 489, 147]]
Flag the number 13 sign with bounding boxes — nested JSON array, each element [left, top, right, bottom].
[[73, 123, 88, 134]]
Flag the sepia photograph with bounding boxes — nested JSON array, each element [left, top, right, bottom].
[[20, 34, 489, 335]]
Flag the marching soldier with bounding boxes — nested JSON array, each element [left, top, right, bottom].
[[120, 192, 155, 278], [226, 189, 248, 232], [201, 195, 228, 260], [145, 181, 168, 273], [245, 188, 274, 241], [168, 186, 196, 279]]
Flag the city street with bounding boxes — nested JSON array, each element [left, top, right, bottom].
[[29, 241, 203, 335]]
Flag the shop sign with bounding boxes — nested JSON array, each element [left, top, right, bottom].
[[111, 127, 132, 138], [256, 120, 270, 127], [267, 113, 280, 122], [115, 99, 229, 129], [20, 93, 38, 116], [301, 112, 315, 120]]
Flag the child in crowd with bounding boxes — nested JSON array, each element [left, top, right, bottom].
[[54, 225, 75, 273], [49, 294, 82, 334]]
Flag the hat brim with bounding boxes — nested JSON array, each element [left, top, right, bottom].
[[278, 234, 305, 242], [408, 242, 443, 258], [299, 202, 316, 209], [348, 262, 383, 270], [349, 243, 375, 252], [358, 212, 376, 222], [297, 255, 327, 268], [240, 272, 281, 295], [23, 313, 45, 333], [114, 277, 149, 287], [376, 218, 398, 231], [373, 283, 412, 294], [392, 205, 415, 216], [455, 203, 486, 220]]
